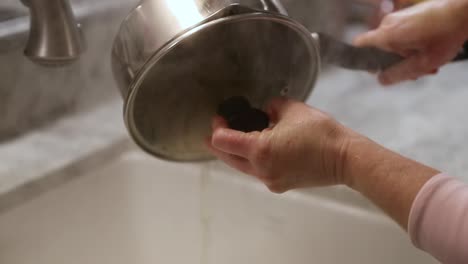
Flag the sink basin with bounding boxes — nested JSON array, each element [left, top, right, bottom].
[[0, 147, 437, 264]]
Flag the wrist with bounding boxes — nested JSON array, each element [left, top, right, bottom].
[[340, 134, 380, 189], [342, 135, 439, 191], [322, 124, 356, 186], [341, 133, 440, 228]]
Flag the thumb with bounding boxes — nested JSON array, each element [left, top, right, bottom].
[[266, 97, 299, 122]]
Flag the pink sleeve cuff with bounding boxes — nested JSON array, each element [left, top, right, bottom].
[[409, 174, 468, 264]]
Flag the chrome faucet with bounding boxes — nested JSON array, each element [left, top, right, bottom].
[[20, 0, 85, 66]]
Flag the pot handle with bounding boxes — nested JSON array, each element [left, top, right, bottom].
[[311, 32, 403, 72], [312, 33, 468, 72], [259, 0, 288, 15]]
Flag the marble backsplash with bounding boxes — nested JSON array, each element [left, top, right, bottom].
[[0, 0, 138, 141], [281, 0, 349, 35]]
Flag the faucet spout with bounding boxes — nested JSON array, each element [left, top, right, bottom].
[[21, 0, 85, 66]]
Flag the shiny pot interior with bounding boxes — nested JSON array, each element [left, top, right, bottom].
[[125, 14, 319, 161]]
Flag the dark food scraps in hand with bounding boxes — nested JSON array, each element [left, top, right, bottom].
[[217, 96, 251, 118], [217, 96, 270, 132]]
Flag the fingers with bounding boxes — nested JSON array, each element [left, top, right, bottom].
[[211, 126, 259, 158], [378, 53, 435, 85], [208, 116, 257, 173], [356, 36, 441, 85], [212, 115, 227, 130], [205, 138, 254, 175], [355, 29, 421, 59], [210, 97, 306, 161], [353, 30, 377, 47], [354, 30, 390, 51]]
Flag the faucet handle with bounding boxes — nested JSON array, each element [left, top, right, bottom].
[[22, 0, 85, 66]]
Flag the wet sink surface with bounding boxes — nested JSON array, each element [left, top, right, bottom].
[[0, 149, 437, 264]]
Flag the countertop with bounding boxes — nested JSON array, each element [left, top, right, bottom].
[[0, 99, 130, 213], [313, 63, 468, 178], [0, 61, 467, 214]]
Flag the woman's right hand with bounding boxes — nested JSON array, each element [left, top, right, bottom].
[[354, 0, 468, 85], [206, 98, 352, 193], [207, 97, 439, 228]]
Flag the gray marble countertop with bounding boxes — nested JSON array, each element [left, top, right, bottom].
[[0, 99, 130, 213], [0, 60, 467, 214]]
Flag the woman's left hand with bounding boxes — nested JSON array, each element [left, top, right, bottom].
[[354, 0, 468, 85]]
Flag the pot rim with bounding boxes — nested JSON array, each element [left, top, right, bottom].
[[123, 12, 321, 162]]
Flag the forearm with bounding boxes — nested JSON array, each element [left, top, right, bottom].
[[342, 134, 439, 229]]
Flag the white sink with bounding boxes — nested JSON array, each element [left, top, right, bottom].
[[0, 149, 437, 264]]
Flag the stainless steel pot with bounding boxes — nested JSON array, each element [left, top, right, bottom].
[[111, 0, 402, 162]]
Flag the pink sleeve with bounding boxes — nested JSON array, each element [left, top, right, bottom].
[[409, 174, 468, 264]]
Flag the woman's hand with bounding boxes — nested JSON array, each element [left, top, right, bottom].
[[206, 98, 352, 193], [207, 97, 439, 228], [354, 0, 468, 85]]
